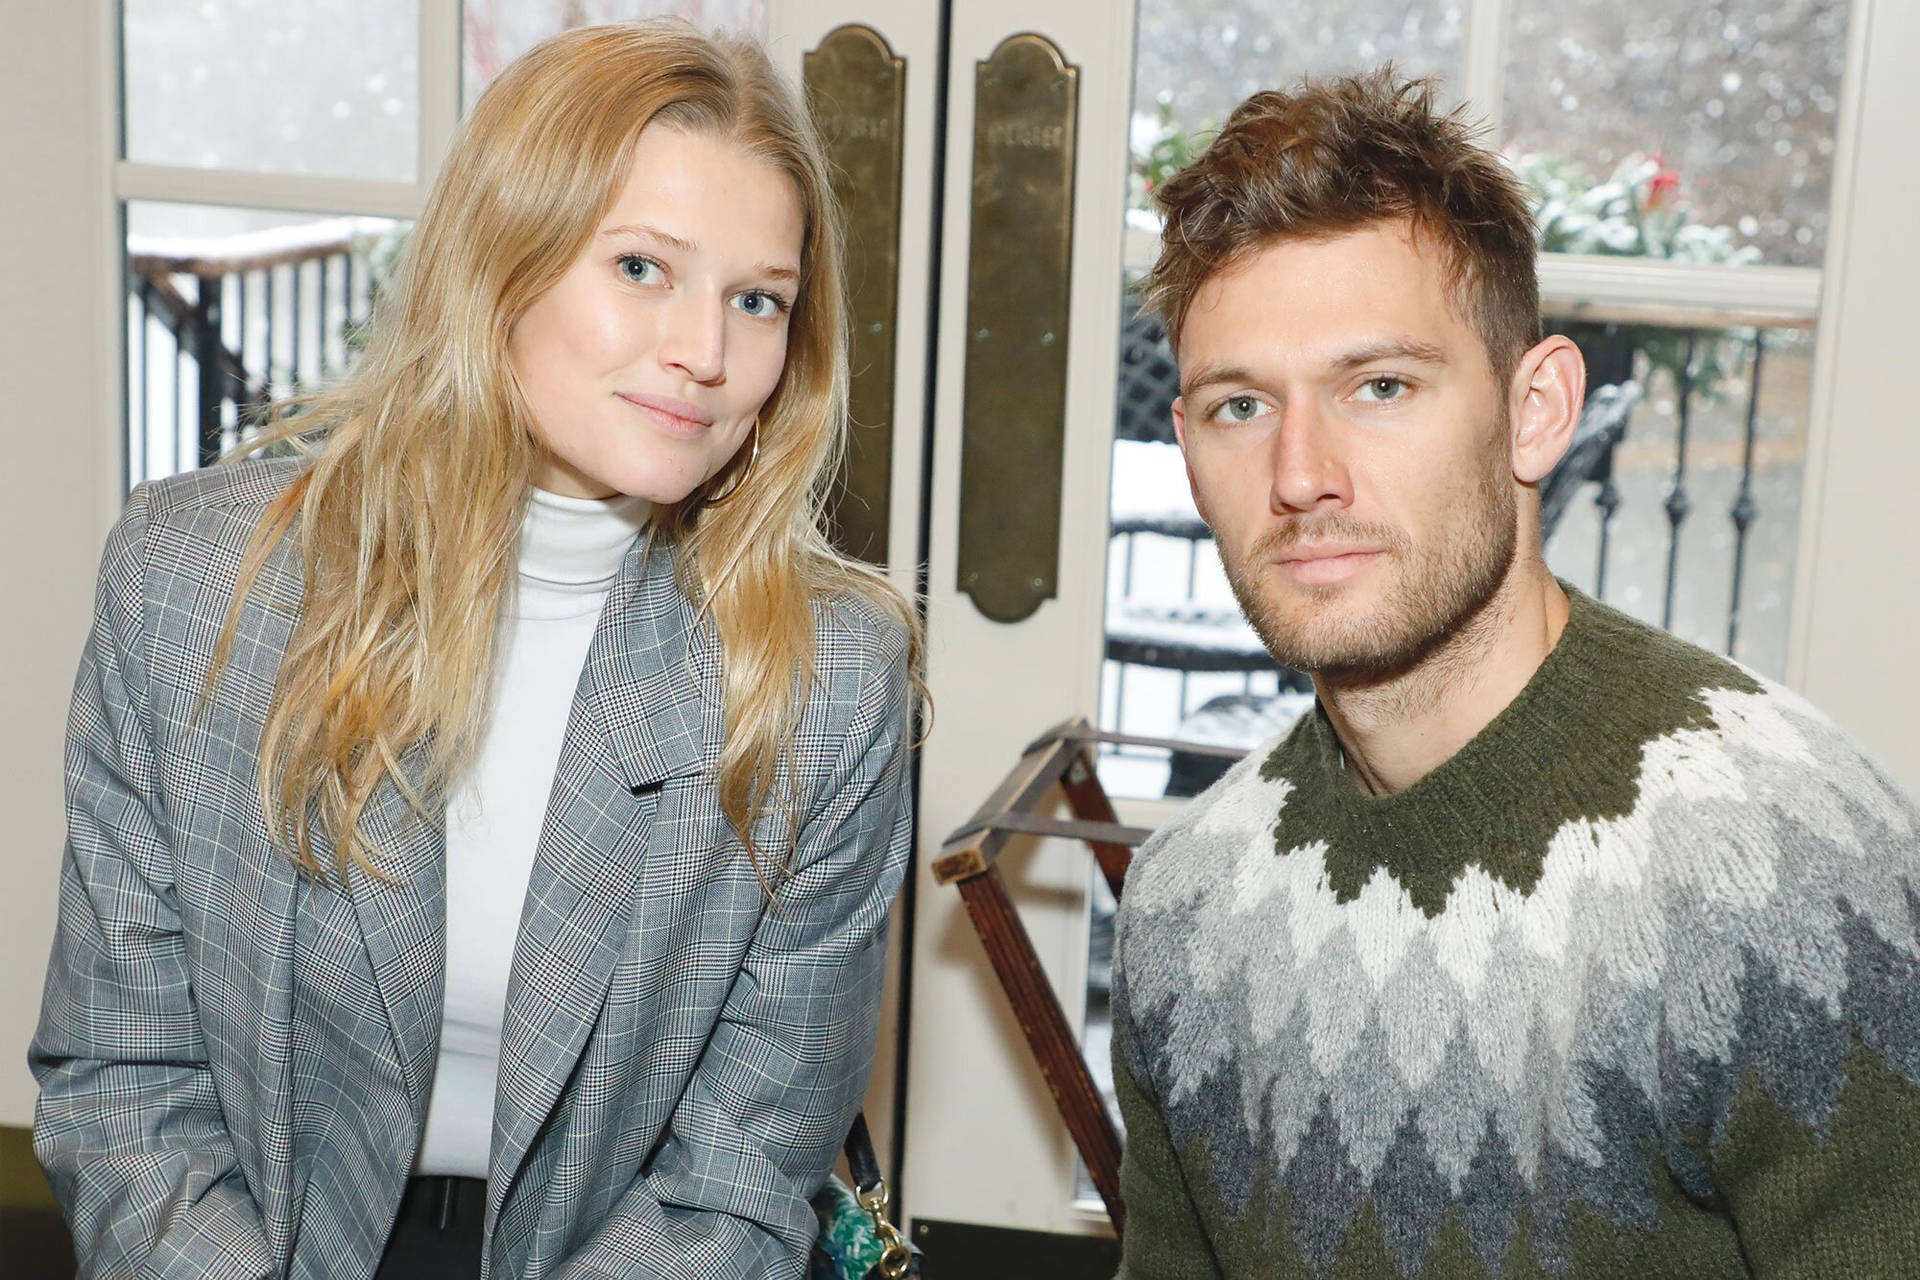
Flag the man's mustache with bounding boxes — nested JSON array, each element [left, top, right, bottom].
[[1244, 516, 1406, 561]]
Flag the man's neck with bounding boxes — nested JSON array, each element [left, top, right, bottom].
[[1316, 563, 1571, 796]]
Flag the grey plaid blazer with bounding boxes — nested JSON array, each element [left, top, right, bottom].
[[30, 458, 914, 1280]]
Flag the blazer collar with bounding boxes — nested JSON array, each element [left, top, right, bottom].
[[343, 751, 447, 1108], [583, 532, 714, 792]]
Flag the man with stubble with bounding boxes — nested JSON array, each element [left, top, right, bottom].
[[1110, 71, 1920, 1278]]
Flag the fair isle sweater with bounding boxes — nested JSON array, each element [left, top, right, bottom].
[[1110, 588, 1920, 1278]]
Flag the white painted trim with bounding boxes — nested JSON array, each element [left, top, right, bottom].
[[113, 161, 426, 219], [1786, 0, 1875, 691], [419, 0, 463, 174], [1535, 255, 1822, 320], [1460, 0, 1508, 138], [101, 0, 125, 501], [0, 0, 123, 1123]]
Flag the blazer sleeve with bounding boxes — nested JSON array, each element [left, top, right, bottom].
[[29, 486, 277, 1280], [557, 618, 915, 1280]]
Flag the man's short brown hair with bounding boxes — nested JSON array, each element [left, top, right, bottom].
[[1148, 70, 1541, 378]]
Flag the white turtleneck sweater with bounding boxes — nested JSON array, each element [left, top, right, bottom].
[[414, 487, 651, 1179]]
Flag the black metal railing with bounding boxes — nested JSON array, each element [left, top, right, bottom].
[[127, 218, 391, 481]]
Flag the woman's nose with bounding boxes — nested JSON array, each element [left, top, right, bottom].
[[658, 294, 726, 383]]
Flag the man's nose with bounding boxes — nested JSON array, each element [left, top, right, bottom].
[[1269, 399, 1353, 513]]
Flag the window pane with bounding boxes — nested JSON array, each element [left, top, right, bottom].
[[1132, 1, 1464, 210], [1543, 318, 1813, 682], [463, 0, 769, 114], [126, 201, 409, 486], [1502, 2, 1852, 268], [123, 0, 419, 182]]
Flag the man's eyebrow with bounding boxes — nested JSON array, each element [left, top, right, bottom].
[[1179, 340, 1448, 397], [597, 222, 697, 254], [1180, 361, 1257, 398], [1329, 338, 1449, 371]]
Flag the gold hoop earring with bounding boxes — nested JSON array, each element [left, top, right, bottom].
[[700, 417, 761, 509]]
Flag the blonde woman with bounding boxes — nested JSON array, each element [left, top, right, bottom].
[[31, 22, 918, 1280]]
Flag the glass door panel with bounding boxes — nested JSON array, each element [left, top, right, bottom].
[[1099, 0, 1471, 803], [124, 201, 407, 484], [1502, 0, 1852, 268]]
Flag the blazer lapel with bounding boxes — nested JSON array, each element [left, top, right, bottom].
[[341, 743, 448, 1110], [489, 535, 710, 1208]]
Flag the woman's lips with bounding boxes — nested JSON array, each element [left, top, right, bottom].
[[617, 392, 713, 438]]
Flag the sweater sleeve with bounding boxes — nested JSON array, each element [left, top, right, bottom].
[[1111, 953, 1221, 1280], [29, 484, 277, 1280], [1664, 744, 1920, 1277]]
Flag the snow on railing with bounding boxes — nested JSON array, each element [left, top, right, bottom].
[[128, 216, 394, 276], [128, 218, 398, 482]]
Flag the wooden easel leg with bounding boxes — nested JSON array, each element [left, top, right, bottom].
[[1058, 749, 1131, 901], [953, 866, 1127, 1236]]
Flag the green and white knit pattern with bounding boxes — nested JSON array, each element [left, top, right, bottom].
[[1112, 590, 1920, 1277]]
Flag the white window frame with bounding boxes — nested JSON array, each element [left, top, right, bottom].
[[114, 0, 460, 221]]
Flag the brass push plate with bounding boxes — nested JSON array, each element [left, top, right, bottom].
[[805, 24, 906, 566], [957, 34, 1078, 623]]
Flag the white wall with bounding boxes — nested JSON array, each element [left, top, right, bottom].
[[0, 0, 119, 1125]]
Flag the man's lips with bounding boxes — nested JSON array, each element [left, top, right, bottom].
[[1272, 544, 1384, 585], [616, 392, 714, 436], [1276, 542, 1381, 564]]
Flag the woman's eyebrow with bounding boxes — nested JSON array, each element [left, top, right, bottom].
[[598, 222, 697, 253], [599, 223, 797, 284]]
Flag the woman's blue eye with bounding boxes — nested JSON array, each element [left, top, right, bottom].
[[732, 290, 786, 318], [617, 255, 659, 284]]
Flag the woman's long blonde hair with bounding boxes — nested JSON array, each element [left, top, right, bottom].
[[213, 21, 920, 884]]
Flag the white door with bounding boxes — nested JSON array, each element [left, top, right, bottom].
[[768, 0, 1141, 1244]]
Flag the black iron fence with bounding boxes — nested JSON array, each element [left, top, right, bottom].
[[127, 218, 393, 480]]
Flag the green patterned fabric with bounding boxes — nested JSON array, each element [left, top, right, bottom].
[[811, 1176, 888, 1279], [1112, 588, 1920, 1277]]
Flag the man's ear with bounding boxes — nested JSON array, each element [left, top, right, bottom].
[[1171, 396, 1209, 525], [1510, 335, 1586, 485]]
